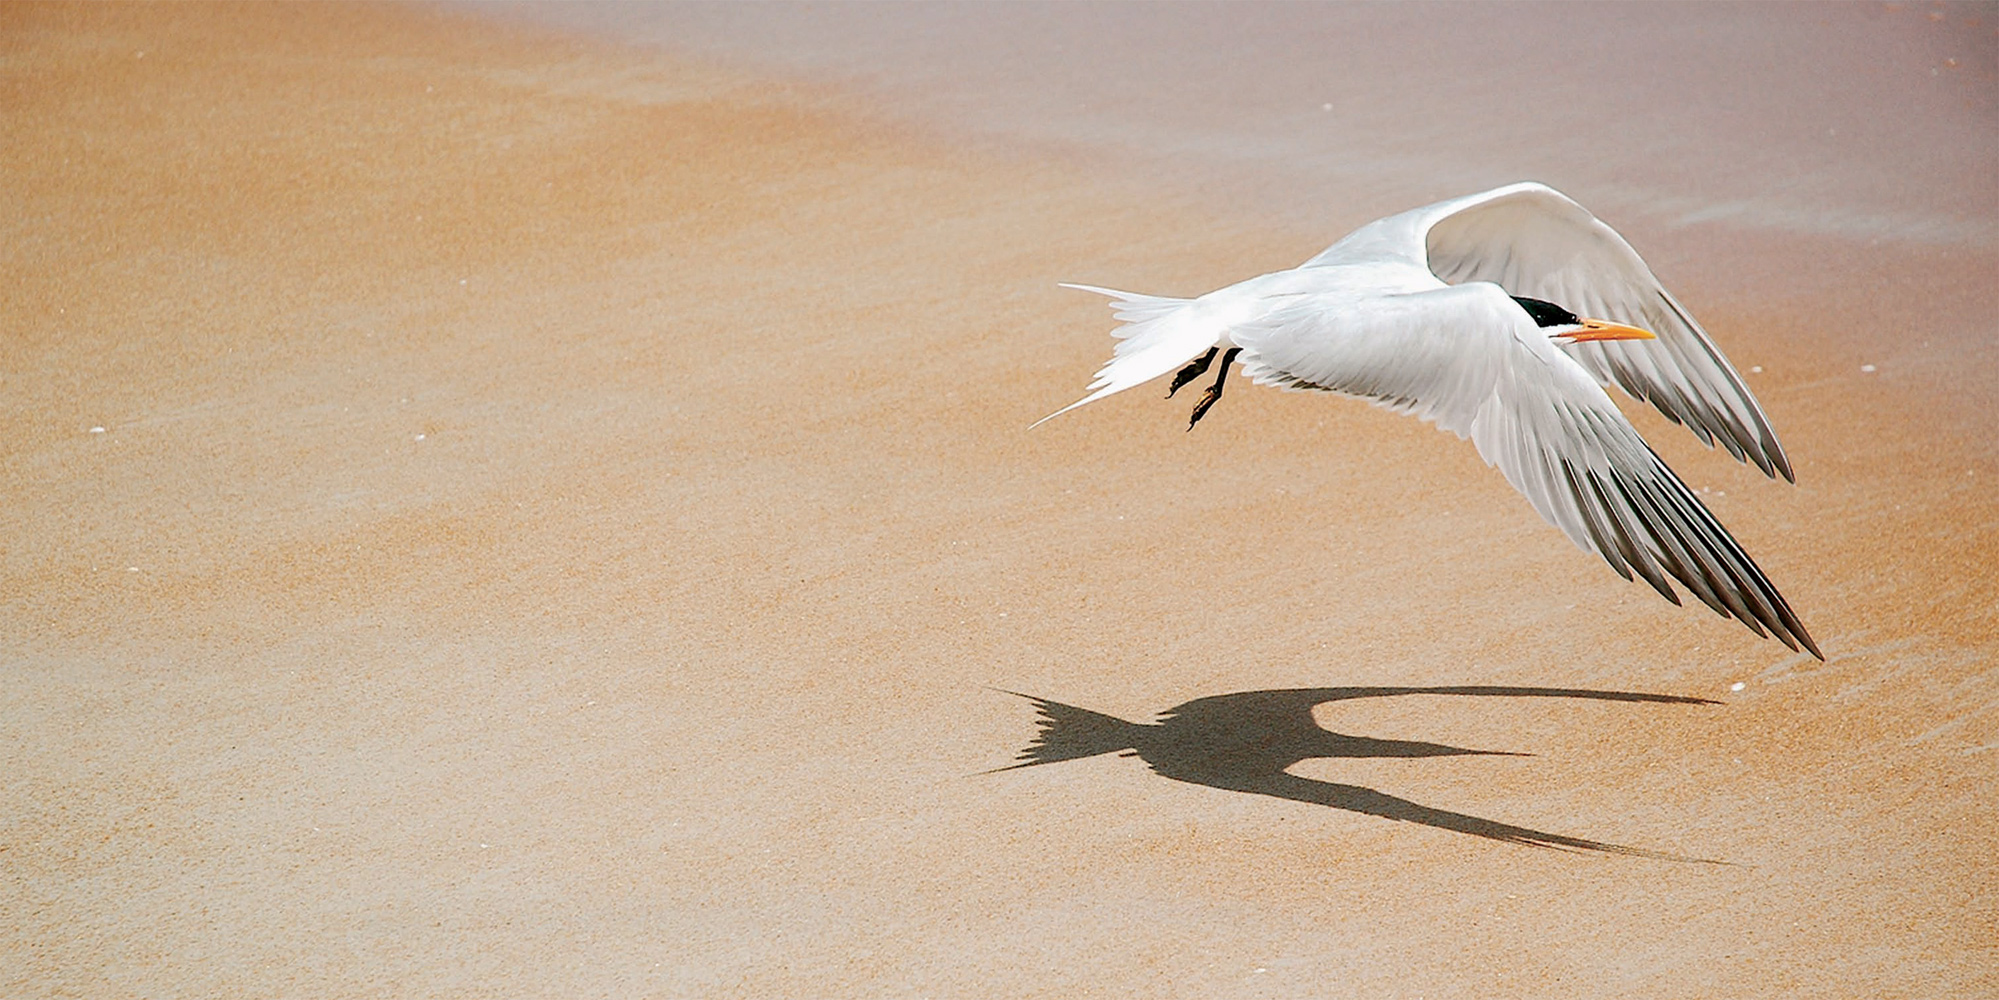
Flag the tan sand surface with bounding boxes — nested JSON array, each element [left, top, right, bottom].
[[4, 3, 1996, 996]]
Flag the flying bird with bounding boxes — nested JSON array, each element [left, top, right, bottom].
[[1038, 182, 1820, 658]]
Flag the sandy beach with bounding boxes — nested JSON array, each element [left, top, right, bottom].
[[5, 3, 1996, 996]]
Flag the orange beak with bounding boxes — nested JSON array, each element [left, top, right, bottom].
[[1560, 319, 1657, 343]]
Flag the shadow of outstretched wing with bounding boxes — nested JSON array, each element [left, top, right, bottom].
[[1236, 771, 1690, 860]]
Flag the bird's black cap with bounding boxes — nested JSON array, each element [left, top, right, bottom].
[[1512, 296, 1581, 329]]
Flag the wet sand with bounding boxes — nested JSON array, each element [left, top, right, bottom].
[[5, 3, 1996, 996]]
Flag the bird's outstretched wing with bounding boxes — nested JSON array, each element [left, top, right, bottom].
[[1237, 282, 1820, 657], [1393, 183, 1793, 482]]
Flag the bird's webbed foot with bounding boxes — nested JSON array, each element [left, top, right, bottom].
[[1186, 347, 1242, 431], [1167, 347, 1220, 398]]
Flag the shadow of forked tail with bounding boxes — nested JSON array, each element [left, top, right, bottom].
[[984, 691, 1146, 772]]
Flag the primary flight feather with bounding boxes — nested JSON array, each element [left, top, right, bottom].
[[1039, 182, 1820, 658]]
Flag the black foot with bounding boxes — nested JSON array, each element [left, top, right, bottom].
[[1187, 386, 1222, 430], [1186, 347, 1242, 431], [1166, 347, 1219, 398]]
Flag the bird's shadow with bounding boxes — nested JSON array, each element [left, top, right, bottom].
[[990, 685, 1724, 863]]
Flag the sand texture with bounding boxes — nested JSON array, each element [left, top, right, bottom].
[[5, 3, 1997, 996]]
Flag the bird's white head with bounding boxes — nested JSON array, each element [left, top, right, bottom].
[[1511, 295, 1657, 343]]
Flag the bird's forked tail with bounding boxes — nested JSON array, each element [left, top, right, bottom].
[[1031, 284, 1217, 427]]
